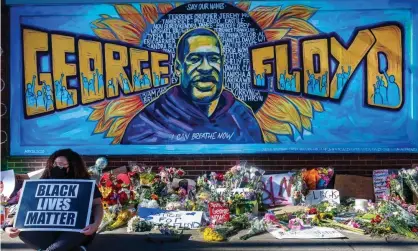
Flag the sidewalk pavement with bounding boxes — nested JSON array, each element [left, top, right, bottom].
[[2, 228, 418, 251]]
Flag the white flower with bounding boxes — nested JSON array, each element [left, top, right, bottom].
[[148, 200, 159, 208]]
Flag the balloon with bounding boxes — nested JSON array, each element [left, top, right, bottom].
[[95, 157, 108, 170]]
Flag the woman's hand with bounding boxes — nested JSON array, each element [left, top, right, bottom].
[[81, 223, 99, 235], [5, 227, 20, 238]]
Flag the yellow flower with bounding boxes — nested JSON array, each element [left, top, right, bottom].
[[203, 228, 224, 242], [99, 186, 113, 198]]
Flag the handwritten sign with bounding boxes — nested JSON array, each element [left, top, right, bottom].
[[138, 207, 203, 229], [306, 189, 340, 205], [14, 180, 95, 232], [209, 202, 230, 224], [261, 173, 294, 206], [270, 227, 345, 239], [1, 170, 15, 199], [373, 169, 398, 201]]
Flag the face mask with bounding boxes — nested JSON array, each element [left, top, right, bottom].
[[50, 166, 68, 179]]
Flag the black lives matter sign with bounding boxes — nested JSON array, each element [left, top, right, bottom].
[[14, 180, 95, 231]]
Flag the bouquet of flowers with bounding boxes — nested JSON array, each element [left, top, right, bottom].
[[127, 216, 153, 233], [240, 218, 268, 240], [316, 167, 334, 189], [291, 169, 308, 205], [202, 214, 252, 242], [158, 166, 185, 184], [99, 173, 136, 209], [139, 167, 155, 186], [398, 167, 418, 198]]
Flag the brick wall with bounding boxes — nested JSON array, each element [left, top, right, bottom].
[[5, 153, 418, 178]]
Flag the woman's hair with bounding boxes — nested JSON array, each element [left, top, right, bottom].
[[41, 149, 91, 179]]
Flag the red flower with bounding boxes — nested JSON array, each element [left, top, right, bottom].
[[151, 194, 159, 200], [176, 169, 185, 176], [215, 173, 224, 181], [411, 227, 418, 233], [308, 208, 317, 215], [168, 168, 175, 174], [118, 191, 129, 204], [114, 183, 122, 190], [371, 215, 382, 224], [158, 166, 164, 172]]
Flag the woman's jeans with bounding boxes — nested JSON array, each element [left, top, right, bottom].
[[19, 231, 95, 251]]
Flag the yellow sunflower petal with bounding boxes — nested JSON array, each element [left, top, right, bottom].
[[256, 111, 294, 136], [311, 100, 324, 112], [114, 4, 147, 33], [106, 117, 131, 139], [264, 28, 289, 41], [158, 3, 174, 14], [141, 4, 159, 24], [271, 17, 319, 36], [249, 6, 281, 30], [91, 19, 107, 29], [236, 1, 251, 12], [300, 115, 312, 132], [92, 28, 117, 41], [257, 94, 303, 133], [94, 117, 116, 134], [277, 5, 317, 21], [104, 96, 144, 121], [100, 18, 141, 44], [89, 101, 110, 121], [284, 95, 313, 118], [262, 130, 279, 143], [89, 108, 105, 122]]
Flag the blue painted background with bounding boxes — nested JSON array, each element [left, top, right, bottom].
[[9, 1, 418, 155]]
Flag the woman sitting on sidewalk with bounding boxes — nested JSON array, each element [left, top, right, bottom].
[[3, 149, 103, 251]]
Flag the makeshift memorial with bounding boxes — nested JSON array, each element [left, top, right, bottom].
[[81, 162, 418, 242]]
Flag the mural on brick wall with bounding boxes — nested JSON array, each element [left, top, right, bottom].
[[9, 1, 418, 155]]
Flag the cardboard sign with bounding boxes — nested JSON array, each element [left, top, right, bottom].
[[28, 169, 45, 180], [14, 180, 95, 232], [373, 169, 398, 201], [261, 173, 294, 206], [270, 227, 345, 239], [334, 175, 374, 200], [209, 202, 230, 224], [138, 207, 203, 229], [306, 189, 340, 205], [1, 170, 15, 198]]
